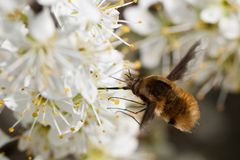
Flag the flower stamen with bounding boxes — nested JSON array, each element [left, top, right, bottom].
[[100, 24, 133, 47], [52, 113, 64, 139], [91, 105, 102, 128], [27, 118, 38, 141]]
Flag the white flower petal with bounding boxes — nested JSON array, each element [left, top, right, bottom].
[[219, 15, 240, 39], [107, 114, 139, 157], [37, 0, 58, 6], [34, 155, 45, 160], [124, 6, 160, 36], [110, 136, 138, 157], [4, 97, 18, 111], [29, 9, 56, 42], [200, 6, 223, 24], [185, 0, 206, 7], [0, 0, 19, 13], [0, 20, 28, 47], [75, 66, 97, 104], [0, 129, 10, 147], [70, 0, 101, 24], [139, 37, 166, 68], [139, 0, 161, 9], [162, 0, 197, 25]]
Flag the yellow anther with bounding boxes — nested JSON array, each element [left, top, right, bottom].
[[161, 27, 170, 35], [8, 127, 15, 133], [129, 44, 135, 49], [32, 98, 39, 106], [84, 121, 89, 126], [74, 102, 80, 108], [113, 99, 120, 105], [64, 87, 70, 94], [121, 26, 130, 33], [134, 60, 141, 69], [58, 134, 64, 139], [70, 127, 75, 132], [0, 99, 4, 108], [32, 112, 38, 118], [42, 108, 46, 113], [78, 47, 86, 52], [71, 10, 78, 15]]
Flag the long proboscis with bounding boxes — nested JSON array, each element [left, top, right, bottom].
[[98, 87, 130, 90]]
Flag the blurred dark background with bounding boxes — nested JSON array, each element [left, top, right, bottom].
[[168, 90, 240, 160]]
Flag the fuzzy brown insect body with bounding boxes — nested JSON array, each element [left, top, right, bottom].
[[129, 75, 200, 132], [125, 41, 202, 132]]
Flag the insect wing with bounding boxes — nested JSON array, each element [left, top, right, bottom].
[[167, 40, 203, 81]]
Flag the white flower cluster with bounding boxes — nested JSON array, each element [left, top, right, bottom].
[[0, 0, 140, 159], [124, 0, 240, 108]]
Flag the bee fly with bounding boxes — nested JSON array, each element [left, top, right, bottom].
[[99, 41, 202, 132]]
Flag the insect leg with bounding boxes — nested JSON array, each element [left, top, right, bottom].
[[108, 97, 145, 105], [134, 108, 147, 114], [140, 103, 156, 128], [107, 107, 146, 114], [124, 73, 131, 79], [128, 69, 132, 77], [124, 69, 132, 79], [109, 75, 126, 83], [115, 111, 140, 125]]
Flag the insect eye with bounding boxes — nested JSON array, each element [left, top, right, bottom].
[[168, 118, 176, 125]]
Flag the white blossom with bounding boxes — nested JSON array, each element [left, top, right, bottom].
[[0, 0, 141, 159]]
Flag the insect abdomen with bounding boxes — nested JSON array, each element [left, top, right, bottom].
[[161, 86, 200, 132]]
